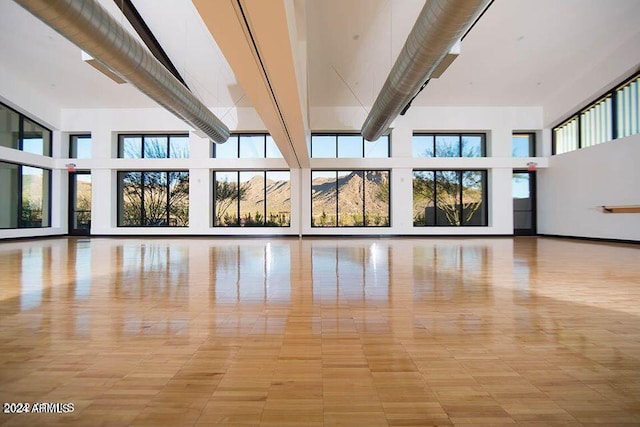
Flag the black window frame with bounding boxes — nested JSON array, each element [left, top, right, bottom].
[[310, 169, 391, 228], [512, 132, 536, 157], [552, 71, 640, 155], [412, 133, 486, 158], [0, 100, 52, 157], [310, 133, 391, 158], [117, 133, 189, 159], [0, 160, 52, 229], [412, 169, 488, 227], [69, 134, 92, 159], [212, 170, 291, 227], [116, 170, 189, 227], [212, 133, 283, 159]]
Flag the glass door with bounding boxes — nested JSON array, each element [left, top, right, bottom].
[[513, 171, 536, 235], [69, 172, 91, 235]]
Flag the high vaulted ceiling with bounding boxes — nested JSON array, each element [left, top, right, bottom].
[[1, 0, 639, 127]]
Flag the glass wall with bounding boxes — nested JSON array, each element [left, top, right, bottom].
[[412, 133, 485, 157], [553, 72, 640, 154], [117, 171, 189, 227], [0, 102, 51, 156], [213, 134, 283, 158], [512, 133, 535, 157], [118, 134, 189, 158], [311, 134, 390, 158], [413, 170, 487, 226], [213, 171, 290, 227], [0, 161, 51, 229], [70, 134, 92, 158], [311, 170, 390, 227]]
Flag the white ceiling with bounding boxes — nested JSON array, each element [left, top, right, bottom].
[[307, 0, 640, 108], [1, 0, 639, 122]]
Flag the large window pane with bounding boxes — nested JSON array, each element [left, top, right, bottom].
[[412, 171, 435, 226], [0, 104, 20, 150], [337, 135, 362, 158], [144, 136, 168, 158], [461, 135, 483, 157], [239, 135, 265, 158], [143, 172, 169, 226], [118, 172, 142, 226], [364, 135, 389, 158], [364, 171, 389, 226], [337, 170, 363, 226], [21, 166, 50, 227], [436, 171, 461, 225], [120, 136, 142, 158], [73, 174, 92, 230], [266, 171, 290, 226], [169, 135, 189, 158], [22, 118, 51, 156], [70, 135, 92, 159], [239, 171, 265, 226], [512, 134, 534, 157], [214, 171, 240, 226], [265, 135, 283, 158], [412, 135, 434, 157], [311, 135, 336, 158], [311, 171, 337, 226], [214, 135, 238, 158], [435, 135, 460, 157], [462, 171, 485, 225], [413, 170, 488, 227], [169, 172, 189, 226], [0, 162, 19, 228]]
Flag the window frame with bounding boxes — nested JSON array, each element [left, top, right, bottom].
[[310, 133, 391, 158], [212, 133, 284, 159], [212, 170, 291, 227], [412, 169, 488, 227], [0, 101, 52, 157], [310, 169, 391, 228], [0, 160, 52, 229], [117, 133, 189, 159], [69, 134, 92, 159], [116, 170, 189, 227], [552, 71, 640, 154], [412, 133, 486, 158], [512, 132, 536, 157]]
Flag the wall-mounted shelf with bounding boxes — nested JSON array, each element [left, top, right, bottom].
[[601, 205, 640, 214]]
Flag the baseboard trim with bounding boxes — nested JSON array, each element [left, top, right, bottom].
[[0, 234, 66, 242], [537, 233, 640, 245]]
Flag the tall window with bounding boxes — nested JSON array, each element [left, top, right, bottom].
[[213, 171, 290, 227], [213, 134, 283, 158], [0, 161, 51, 229], [0, 102, 51, 156], [412, 133, 485, 157], [512, 133, 535, 157], [413, 170, 487, 226], [311, 170, 390, 227], [311, 134, 390, 158], [118, 134, 189, 158], [553, 72, 640, 154], [70, 134, 92, 159], [117, 171, 189, 227]]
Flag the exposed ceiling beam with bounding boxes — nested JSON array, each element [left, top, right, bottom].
[[193, 0, 309, 168]]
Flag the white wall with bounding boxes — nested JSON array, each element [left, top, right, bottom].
[[538, 133, 640, 241]]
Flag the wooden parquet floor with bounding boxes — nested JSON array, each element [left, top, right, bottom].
[[0, 236, 639, 426]]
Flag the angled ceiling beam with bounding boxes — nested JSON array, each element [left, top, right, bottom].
[[193, 0, 309, 168], [113, 0, 189, 89]]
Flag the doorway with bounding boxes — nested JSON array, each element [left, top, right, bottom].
[[513, 171, 536, 235], [69, 172, 92, 235]]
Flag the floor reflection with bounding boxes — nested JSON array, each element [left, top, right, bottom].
[[1, 237, 640, 425]]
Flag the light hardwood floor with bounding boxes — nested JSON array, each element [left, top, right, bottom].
[[0, 237, 639, 426]]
